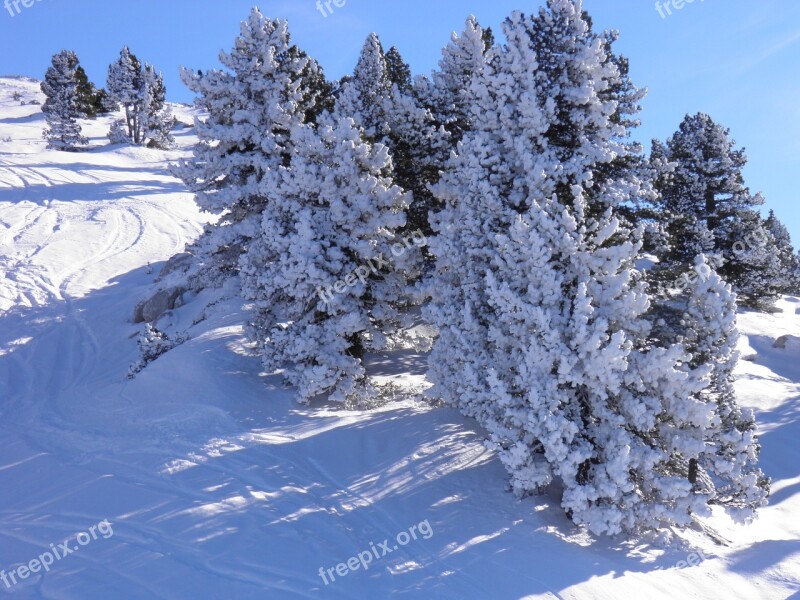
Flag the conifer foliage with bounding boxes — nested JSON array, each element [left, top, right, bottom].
[[172, 1, 781, 536], [175, 8, 327, 287], [41, 50, 88, 151], [682, 255, 770, 515], [106, 47, 173, 148], [337, 35, 447, 237], [425, 0, 765, 535], [74, 65, 109, 118], [650, 113, 784, 308], [240, 117, 410, 403], [418, 15, 493, 146]]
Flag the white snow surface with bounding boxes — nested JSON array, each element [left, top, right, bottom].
[[0, 76, 798, 598]]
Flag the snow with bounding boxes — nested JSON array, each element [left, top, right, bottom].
[[0, 76, 798, 598]]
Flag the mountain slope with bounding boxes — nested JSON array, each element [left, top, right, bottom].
[[0, 77, 797, 599]]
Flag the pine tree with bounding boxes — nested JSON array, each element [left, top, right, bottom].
[[764, 210, 798, 295], [106, 47, 172, 147], [74, 65, 97, 117], [107, 46, 144, 144], [240, 117, 410, 403], [285, 46, 335, 124], [72, 65, 109, 118], [650, 113, 781, 308], [426, 1, 741, 535], [719, 210, 784, 309], [174, 8, 327, 288], [41, 50, 87, 151], [385, 46, 412, 92], [683, 255, 770, 517], [336, 33, 392, 140], [338, 35, 447, 237], [141, 65, 174, 149], [420, 15, 493, 146]]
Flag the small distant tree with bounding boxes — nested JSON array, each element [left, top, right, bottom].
[[41, 50, 87, 151], [106, 46, 142, 141], [650, 113, 785, 309], [764, 210, 799, 295], [106, 47, 173, 147], [140, 65, 174, 148], [74, 65, 109, 117], [719, 210, 784, 309]]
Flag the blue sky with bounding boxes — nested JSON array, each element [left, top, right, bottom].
[[1, 0, 798, 242]]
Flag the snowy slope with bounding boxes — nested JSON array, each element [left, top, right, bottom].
[[0, 76, 798, 599]]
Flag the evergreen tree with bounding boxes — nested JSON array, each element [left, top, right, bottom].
[[141, 65, 174, 149], [385, 46, 412, 92], [174, 8, 327, 288], [106, 47, 172, 147], [650, 113, 781, 308], [336, 33, 392, 140], [73, 65, 109, 118], [41, 50, 87, 151], [425, 1, 746, 535], [240, 117, 410, 403], [286, 46, 335, 124], [764, 210, 798, 295], [420, 15, 493, 146], [74, 66, 97, 117], [338, 34, 447, 237], [107, 46, 144, 143], [92, 88, 111, 115], [683, 255, 770, 516], [719, 210, 784, 309]]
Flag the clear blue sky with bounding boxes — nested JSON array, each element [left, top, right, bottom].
[[1, 0, 798, 243]]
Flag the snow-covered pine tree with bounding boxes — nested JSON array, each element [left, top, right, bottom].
[[426, 1, 726, 535], [683, 255, 770, 517], [338, 34, 447, 237], [140, 65, 174, 149], [793, 252, 800, 294], [107, 46, 144, 144], [417, 16, 493, 147], [764, 210, 798, 295], [106, 48, 172, 147], [719, 210, 784, 309], [107, 120, 129, 145], [240, 116, 409, 403], [285, 46, 335, 124], [650, 113, 782, 308], [336, 33, 392, 140], [174, 8, 327, 289], [41, 50, 88, 151]]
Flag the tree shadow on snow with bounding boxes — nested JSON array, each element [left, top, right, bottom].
[[0, 262, 753, 598], [0, 179, 186, 204]]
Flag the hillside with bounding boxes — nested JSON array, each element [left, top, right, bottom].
[[0, 76, 798, 599]]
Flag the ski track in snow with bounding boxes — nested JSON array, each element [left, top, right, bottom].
[[0, 77, 798, 599]]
